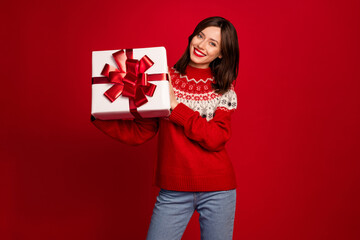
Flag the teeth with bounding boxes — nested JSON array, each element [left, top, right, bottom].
[[195, 49, 206, 56]]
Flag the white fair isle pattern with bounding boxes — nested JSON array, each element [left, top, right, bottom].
[[177, 71, 214, 84], [173, 88, 237, 121]]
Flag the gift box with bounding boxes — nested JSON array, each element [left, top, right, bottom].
[[91, 47, 171, 120]]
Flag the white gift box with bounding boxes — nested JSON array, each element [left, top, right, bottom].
[[91, 47, 170, 120]]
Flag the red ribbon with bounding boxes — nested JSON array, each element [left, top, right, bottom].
[[92, 49, 168, 118]]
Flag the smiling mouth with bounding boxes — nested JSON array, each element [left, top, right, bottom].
[[194, 48, 206, 57]]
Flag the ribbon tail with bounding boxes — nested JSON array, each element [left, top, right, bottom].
[[129, 98, 142, 119], [104, 84, 124, 102], [143, 83, 156, 97], [134, 88, 148, 107]]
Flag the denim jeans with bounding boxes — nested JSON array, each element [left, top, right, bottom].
[[146, 189, 236, 240]]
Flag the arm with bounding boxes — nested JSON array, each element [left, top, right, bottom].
[[169, 83, 237, 151], [169, 103, 234, 151], [91, 117, 159, 146]]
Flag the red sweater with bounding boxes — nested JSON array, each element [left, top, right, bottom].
[[92, 65, 238, 191]]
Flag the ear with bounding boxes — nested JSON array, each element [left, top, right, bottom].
[[218, 53, 222, 59]]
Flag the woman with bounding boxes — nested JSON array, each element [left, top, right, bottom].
[[92, 16, 239, 240]]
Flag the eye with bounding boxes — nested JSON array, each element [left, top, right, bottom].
[[197, 33, 203, 38], [210, 42, 216, 47]]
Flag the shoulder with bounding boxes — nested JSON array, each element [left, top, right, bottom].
[[168, 67, 181, 82], [217, 88, 238, 112], [168, 66, 179, 76]]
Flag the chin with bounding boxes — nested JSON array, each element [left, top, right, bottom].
[[190, 55, 205, 65], [190, 59, 205, 67]]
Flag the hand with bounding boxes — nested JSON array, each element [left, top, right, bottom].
[[168, 73, 179, 110]]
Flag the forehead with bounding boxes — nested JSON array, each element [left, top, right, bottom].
[[200, 26, 221, 42]]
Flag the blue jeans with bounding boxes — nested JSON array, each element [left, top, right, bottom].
[[146, 189, 236, 240]]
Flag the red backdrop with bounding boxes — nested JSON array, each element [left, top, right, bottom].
[[1, 0, 360, 239]]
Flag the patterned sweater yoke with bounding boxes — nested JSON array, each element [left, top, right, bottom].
[[170, 65, 237, 121]]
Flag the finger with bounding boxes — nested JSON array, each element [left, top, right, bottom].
[[167, 72, 172, 84]]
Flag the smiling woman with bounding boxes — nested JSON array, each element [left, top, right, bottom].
[[92, 16, 240, 240]]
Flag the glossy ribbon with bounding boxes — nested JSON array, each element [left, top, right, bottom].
[[92, 49, 168, 118]]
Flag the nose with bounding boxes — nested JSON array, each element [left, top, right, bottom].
[[198, 39, 205, 49]]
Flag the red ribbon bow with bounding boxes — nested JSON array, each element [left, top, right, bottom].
[[101, 49, 157, 108]]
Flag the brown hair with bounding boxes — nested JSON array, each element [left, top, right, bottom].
[[174, 16, 239, 94]]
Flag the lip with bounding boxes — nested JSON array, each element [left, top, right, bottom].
[[193, 48, 206, 57]]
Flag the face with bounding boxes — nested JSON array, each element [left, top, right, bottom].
[[189, 26, 222, 69]]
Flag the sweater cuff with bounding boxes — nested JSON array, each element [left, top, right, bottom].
[[169, 103, 195, 126]]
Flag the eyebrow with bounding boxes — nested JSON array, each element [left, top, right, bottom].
[[210, 38, 219, 44], [199, 31, 219, 44]]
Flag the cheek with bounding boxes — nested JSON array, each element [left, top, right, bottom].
[[209, 48, 221, 58], [190, 37, 197, 45]]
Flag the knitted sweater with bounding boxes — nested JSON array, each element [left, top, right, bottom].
[[92, 65, 238, 191]]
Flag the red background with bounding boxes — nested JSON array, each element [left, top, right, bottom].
[[1, 0, 360, 239]]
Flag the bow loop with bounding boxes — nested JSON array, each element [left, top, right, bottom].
[[109, 72, 125, 84], [139, 55, 154, 73], [112, 50, 127, 73], [101, 64, 120, 78], [125, 59, 140, 78], [104, 84, 124, 103]]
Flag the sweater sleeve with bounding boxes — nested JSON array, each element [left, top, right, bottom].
[[92, 118, 159, 146], [169, 89, 237, 151]]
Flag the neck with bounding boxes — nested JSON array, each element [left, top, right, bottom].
[[188, 62, 210, 69]]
